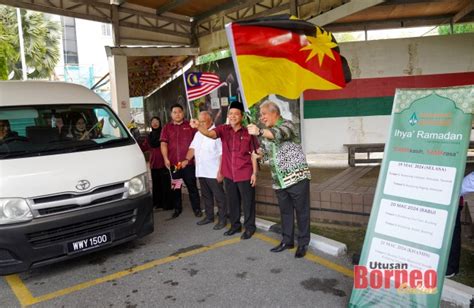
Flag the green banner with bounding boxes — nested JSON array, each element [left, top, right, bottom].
[[349, 86, 474, 307]]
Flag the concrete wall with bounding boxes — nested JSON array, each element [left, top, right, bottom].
[[303, 33, 474, 154], [304, 116, 390, 153]]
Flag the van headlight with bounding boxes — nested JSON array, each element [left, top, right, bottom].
[[126, 173, 149, 198], [0, 199, 33, 225]]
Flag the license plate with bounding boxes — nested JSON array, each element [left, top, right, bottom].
[[67, 233, 111, 253]]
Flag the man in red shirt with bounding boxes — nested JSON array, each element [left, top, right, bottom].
[[161, 104, 202, 219], [190, 101, 259, 239]]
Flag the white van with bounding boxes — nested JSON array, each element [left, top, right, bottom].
[[0, 81, 154, 275]]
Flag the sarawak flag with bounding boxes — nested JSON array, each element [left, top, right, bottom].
[[225, 15, 351, 109], [185, 72, 226, 101]]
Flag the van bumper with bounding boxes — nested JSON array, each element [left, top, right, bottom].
[[0, 193, 153, 275]]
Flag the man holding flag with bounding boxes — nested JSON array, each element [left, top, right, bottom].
[[248, 100, 311, 258], [220, 14, 349, 255], [190, 101, 259, 240]]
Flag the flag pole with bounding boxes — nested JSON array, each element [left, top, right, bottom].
[[182, 65, 193, 119], [225, 22, 249, 113], [16, 8, 27, 80]]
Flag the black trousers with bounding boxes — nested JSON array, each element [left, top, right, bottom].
[[199, 177, 227, 222], [447, 204, 463, 275], [275, 179, 311, 246], [224, 178, 256, 233], [151, 168, 172, 210], [171, 165, 201, 213]]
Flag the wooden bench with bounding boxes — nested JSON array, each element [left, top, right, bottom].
[[343, 143, 385, 167], [344, 141, 474, 167]]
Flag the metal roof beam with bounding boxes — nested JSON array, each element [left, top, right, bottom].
[[0, 0, 110, 23], [194, 0, 252, 22], [156, 0, 189, 15], [290, 0, 298, 17], [196, 0, 314, 37], [380, 0, 442, 5], [324, 14, 474, 32], [308, 0, 386, 26], [110, 0, 126, 5], [453, 0, 474, 23], [0, 0, 192, 43]]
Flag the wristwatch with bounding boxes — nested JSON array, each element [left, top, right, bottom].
[[258, 128, 264, 137]]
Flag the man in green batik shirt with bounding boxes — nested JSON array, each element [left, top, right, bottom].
[[248, 100, 312, 258]]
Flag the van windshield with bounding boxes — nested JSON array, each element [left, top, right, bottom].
[[0, 104, 135, 159]]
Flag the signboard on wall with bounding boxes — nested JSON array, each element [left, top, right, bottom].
[[349, 86, 474, 307]]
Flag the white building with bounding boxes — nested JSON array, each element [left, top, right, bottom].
[[53, 16, 113, 97]]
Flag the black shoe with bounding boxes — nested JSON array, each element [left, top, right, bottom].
[[213, 221, 226, 230], [295, 245, 308, 258], [223, 227, 242, 236], [171, 210, 182, 219], [194, 209, 203, 217], [197, 217, 213, 225], [240, 230, 254, 240], [445, 271, 458, 278], [270, 242, 294, 253]]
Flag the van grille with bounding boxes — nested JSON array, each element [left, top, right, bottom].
[[26, 209, 135, 246], [31, 183, 127, 217], [37, 193, 124, 215], [33, 183, 125, 204]]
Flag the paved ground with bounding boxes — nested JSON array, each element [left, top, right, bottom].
[[1, 206, 354, 307]]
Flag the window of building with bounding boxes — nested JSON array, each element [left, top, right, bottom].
[[61, 17, 79, 65], [101, 24, 112, 37]]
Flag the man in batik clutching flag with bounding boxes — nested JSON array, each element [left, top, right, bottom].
[[226, 15, 350, 257], [225, 14, 351, 110]]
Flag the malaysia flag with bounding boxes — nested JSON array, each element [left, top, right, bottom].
[[185, 72, 226, 101]]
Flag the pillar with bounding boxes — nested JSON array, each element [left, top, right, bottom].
[[107, 54, 131, 124]]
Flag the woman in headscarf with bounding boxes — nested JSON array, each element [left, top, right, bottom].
[[141, 116, 172, 210]]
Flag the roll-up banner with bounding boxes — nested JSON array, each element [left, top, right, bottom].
[[349, 85, 474, 307]]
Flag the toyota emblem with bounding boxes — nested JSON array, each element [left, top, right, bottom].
[[76, 180, 91, 191]]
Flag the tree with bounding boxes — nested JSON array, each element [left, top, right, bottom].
[[0, 6, 61, 79], [0, 22, 15, 80], [438, 23, 474, 35]]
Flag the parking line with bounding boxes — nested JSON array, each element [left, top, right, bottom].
[[4, 274, 36, 307], [5, 233, 354, 307], [5, 237, 241, 306], [253, 233, 354, 278]]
